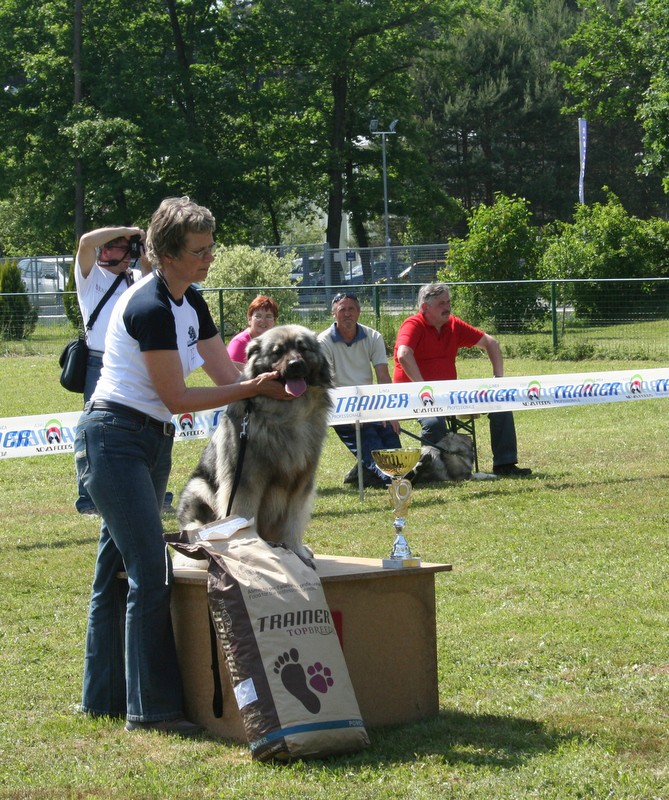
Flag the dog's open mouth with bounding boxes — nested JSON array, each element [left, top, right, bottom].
[[284, 377, 307, 397]]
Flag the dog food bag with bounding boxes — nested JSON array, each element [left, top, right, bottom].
[[166, 520, 370, 761]]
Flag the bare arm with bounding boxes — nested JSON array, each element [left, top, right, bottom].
[[198, 334, 243, 386], [373, 363, 392, 384], [143, 349, 294, 415], [77, 226, 145, 278], [396, 345, 424, 382], [476, 333, 504, 377]]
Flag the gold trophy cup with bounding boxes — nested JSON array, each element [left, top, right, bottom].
[[372, 448, 422, 569]]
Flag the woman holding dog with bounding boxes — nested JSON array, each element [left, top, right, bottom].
[[227, 295, 278, 363], [74, 196, 294, 736]]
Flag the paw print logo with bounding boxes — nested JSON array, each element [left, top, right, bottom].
[[273, 649, 335, 714], [307, 662, 334, 694]]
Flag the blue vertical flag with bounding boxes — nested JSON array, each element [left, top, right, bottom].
[[578, 118, 588, 204]]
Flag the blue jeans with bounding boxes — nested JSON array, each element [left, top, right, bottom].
[[334, 421, 401, 484], [74, 351, 104, 513], [75, 405, 184, 722]]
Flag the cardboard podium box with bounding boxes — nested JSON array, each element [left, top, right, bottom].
[[170, 554, 451, 739]]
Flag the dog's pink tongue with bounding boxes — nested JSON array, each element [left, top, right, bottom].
[[285, 378, 307, 397]]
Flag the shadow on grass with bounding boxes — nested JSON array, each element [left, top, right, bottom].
[[290, 708, 576, 769], [364, 709, 572, 767], [16, 534, 98, 552], [312, 472, 669, 517]]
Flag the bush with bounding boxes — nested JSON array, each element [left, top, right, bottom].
[[201, 246, 296, 336], [63, 263, 82, 330], [446, 194, 547, 333], [541, 191, 669, 321], [0, 260, 38, 340]]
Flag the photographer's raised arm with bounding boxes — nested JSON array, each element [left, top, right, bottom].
[[77, 226, 145, 277]]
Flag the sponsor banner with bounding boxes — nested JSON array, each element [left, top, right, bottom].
[[0, 409, 226, 460], [328, 368, 669, 424], [1, 369, 668, 460]]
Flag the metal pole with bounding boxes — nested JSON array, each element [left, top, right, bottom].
[[381, 132, 390, 248], [370, 120, 397, 264]]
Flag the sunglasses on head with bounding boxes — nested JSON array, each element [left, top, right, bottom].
[[332, 292, 359, 304]]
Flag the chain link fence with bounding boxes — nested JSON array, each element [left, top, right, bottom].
[[2, 275, 669, 361]]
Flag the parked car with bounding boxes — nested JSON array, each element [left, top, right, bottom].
[[398, 259, 448, 284], [342, 260, 408, 285], [291, 257, 328, 303], [18, 257, 72, 314], [290, 257, 325, 285]]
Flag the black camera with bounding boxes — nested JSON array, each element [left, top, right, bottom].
[[129, 234, 143, 259]]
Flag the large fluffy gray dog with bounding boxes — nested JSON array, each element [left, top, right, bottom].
[[406, 431, 474, 484], [177, 324, 333, 564]]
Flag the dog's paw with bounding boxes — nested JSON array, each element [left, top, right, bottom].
[[294, 544, 315, 570]]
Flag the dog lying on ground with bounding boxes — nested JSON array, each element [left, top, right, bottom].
[[405, 431, 474, 484], [177, 324, 333, 564]]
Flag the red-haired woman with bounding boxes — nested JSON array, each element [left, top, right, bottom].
[[227, 295, 278, 364]]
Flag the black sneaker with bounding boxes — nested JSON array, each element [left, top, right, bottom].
[[125, 718, 204, 737], [343, 465, 388, 488], [493, 464, 532, 477], [342, 465, 359, 484]]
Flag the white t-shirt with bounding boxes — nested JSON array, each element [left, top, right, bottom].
[[317, 323, 388, 388], [75, 258, 140, 351], [92, 273, 218, 421]]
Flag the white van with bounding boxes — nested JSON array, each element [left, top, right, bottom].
[[17, 256, 72, 315], [18, 256, 72, 295]]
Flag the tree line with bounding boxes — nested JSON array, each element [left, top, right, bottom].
[[0, 0, 667, 257]]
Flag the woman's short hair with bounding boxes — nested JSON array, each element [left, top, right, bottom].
[[247, 295, 279, 319], [146, 196, 215, 265]]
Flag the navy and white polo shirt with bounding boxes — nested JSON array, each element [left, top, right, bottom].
[[92, 273, 218, 421]]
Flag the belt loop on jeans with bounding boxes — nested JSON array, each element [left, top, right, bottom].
[[89, 400, 175, 438]]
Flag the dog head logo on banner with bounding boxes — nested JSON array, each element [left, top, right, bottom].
[[419, 386, 434, 406]]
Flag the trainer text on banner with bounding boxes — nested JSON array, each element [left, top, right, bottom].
[[2, 369, 669, 459]]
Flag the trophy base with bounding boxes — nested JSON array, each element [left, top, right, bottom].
[[382, 556, 422, 569]]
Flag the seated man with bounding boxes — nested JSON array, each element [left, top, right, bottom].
[[393, 282, 531, 477], [318, 292, 401, 488]]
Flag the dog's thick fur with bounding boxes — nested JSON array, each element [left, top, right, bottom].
[[406, 432, 474, 484], [177, 324, 333, 563]]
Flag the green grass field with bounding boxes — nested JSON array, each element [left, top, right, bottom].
[[0, 355, 667, 799]]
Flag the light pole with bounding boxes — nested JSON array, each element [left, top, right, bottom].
[[370, 119, 398, 249]]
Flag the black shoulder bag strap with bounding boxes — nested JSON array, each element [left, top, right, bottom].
[[85, 273, 125, 332]]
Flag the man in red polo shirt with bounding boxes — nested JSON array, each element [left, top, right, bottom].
[[393, 282, 531, 477]]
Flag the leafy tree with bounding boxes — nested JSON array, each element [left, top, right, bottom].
[[447, 193, 547, 332], [413, 1, 580, 225], [63, 266, 82, 330], [556, 0, 669, 197], [0, 0, 456, 257], [0, 261, 38, 340], [540, 190, 669, 319], [201, 246, 295, 337]]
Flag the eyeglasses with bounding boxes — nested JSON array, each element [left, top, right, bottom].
[[332, 292, 359, 305], [251, 313, 276, 321], [182, 242, 218, 259]]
